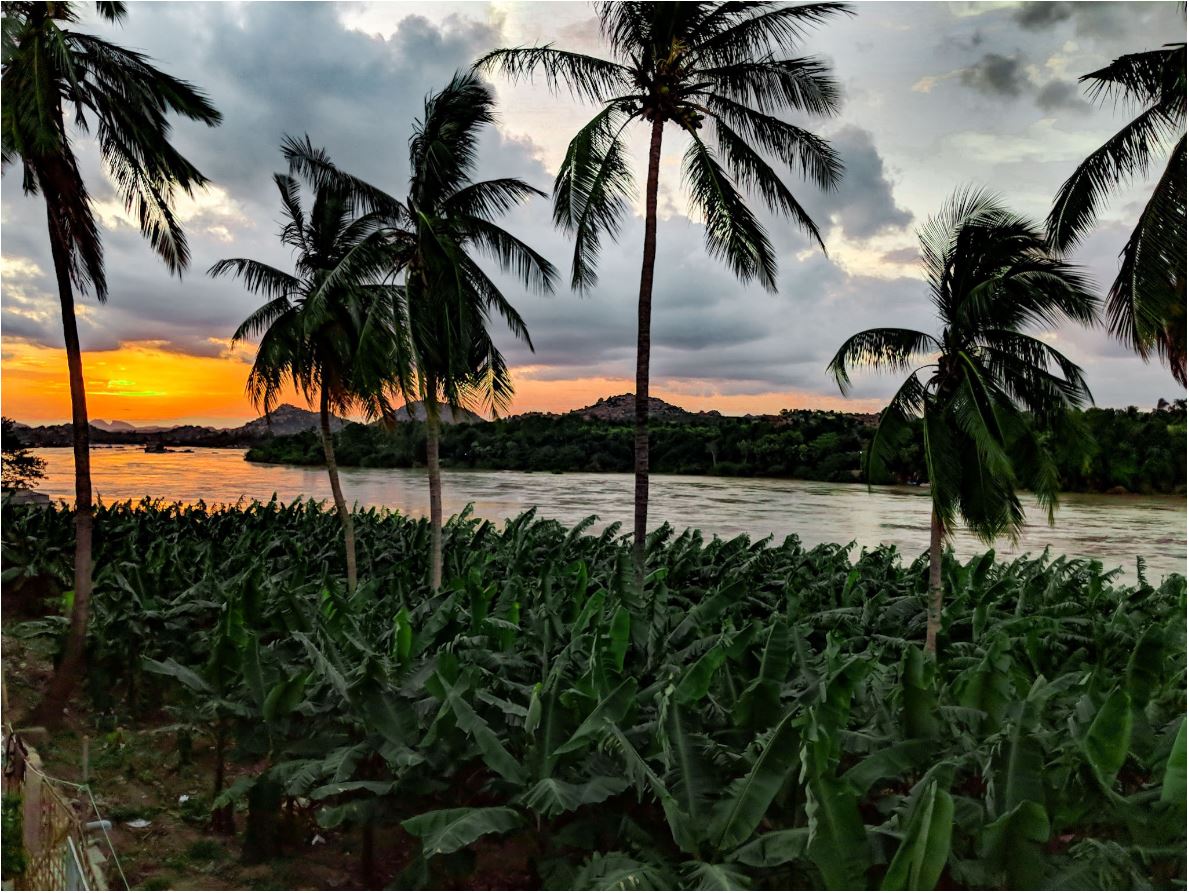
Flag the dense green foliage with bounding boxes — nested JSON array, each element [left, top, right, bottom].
[[4, 500, 1185, 889], [830, 188, 1099, 546], [1059, 403, 1188, 493], [246, 401, 1188, 494], [1, 794, 26, 880], [1, 418, 46, 490]]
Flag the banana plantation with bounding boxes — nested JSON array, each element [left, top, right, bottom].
[[2, 499, 1184, 889]]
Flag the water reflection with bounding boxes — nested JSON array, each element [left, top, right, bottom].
[[31, 446, 1187, 582]]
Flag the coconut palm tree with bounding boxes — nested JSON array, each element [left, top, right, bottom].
[[1047, 39, 1186, 385], [211, 146, 402, 594], [477, 1, 850, 583], [2, 0, 221, 722], [829, 188, 1098, 655], [285, 72, 556, 590]]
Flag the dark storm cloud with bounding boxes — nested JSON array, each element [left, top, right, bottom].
[[1010, 1, 1160, 40], [491, 201, 931, 398], [1036, 79, 1091, 113], [804, 126, 913, 241], [1013, 2, 1076, 30], [97, 3, 501, 199], [960, 52, 1029, 98], [4, 0, 1183, 412], [1, 3, 522, 359]]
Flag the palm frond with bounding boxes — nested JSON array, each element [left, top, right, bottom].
[[827, 328, 938, 394], [231, 297, 296, 345], [409, 71, 496, 209], [444, 178, 546, 220], [474, 46, 631, 103], [1107, 134, 1186, 382], [1080, 44, 1186, 116], [71, 32, 221, 126], [705, 94, 842, 188], [695, 57, 842, 116], [921, 399, 963, 534], [458, 256, 535, 350], [917, 185, 1004, 311], [710, 115, 825, 248], [977, 329, 1092, 413], [1047, 103, 1181, 250], [461, 215, 557, 297], [94, 3, 127, 23], [864, 371, 928, 486], [1006, 415, 1062, 524], [282, 134, 406, 221], [682, 131, 777, 291], [950, 352, 1012, 481], [553, 104, 637, 291], [208, 257, 300, 298], [692, 3, 854, 66]]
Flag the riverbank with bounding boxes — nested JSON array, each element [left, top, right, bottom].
[[242, 402, 1188, 495], [27, 446, 1189, 581]]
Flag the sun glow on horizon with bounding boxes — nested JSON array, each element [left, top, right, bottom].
[[0, 340, 882, 427]]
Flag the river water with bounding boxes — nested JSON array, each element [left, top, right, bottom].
[[29, 446, 1187, 582]]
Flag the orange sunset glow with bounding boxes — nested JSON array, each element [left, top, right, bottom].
[[1, 340, 283, 428], [1, 340, 880, 427]]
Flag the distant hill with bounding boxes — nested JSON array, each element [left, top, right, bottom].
[[568, 393, 722, 422], [390, 401, 485, 425], [237, 403, 346, 438], [14, 403, 345, 448], [92, 419, 137, 432]]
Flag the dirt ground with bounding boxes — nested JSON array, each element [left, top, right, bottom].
[[2, 633, 540, 891]]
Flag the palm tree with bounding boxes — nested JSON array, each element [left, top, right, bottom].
[[286, 72, 556, 590], [829, 188, 1098, 655], [211, 146, 401, 594], [478, 1, 850, 583], [2, 1, 221, 722], [1047, 39, 1186, 385]]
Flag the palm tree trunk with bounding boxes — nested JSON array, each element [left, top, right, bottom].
[[319, 388, 357, 593], [925, 509, 943, 656], [632, 117, 665, 588], [425, 383, 444, 591], [33, 203, 94, 727]]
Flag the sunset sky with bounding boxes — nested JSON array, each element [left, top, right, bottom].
[[1, 0, 1182, 427]]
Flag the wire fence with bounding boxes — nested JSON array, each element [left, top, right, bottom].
[[3, 729, 127, 891]]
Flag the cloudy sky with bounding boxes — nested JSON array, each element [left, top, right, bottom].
[[1, 0, 1182, 426]]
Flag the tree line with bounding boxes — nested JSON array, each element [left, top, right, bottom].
[[4, 1, 1183, 717], [245, 401, 1187, 495]]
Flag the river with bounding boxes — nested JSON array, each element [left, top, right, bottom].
[[28, 446, 1187, 582]]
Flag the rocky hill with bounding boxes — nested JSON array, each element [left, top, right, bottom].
[[390, 401, 485, 425], [14, 403, 346, 448], [92, 419, 137, 432], [568, 393, 722, 422], [237, 403, 346, 438]]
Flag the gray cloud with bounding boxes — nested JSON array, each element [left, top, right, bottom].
[[490, 202, 931, 399], [1036, 79, 1091, 113], [805, 126, 913, 241], [1, 2, 522, 360], [1010, 1, 1165, 40], [1012, 2, 1076, 30], [960, 52, 1029, 98], [3, 0, 1183, 415]]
